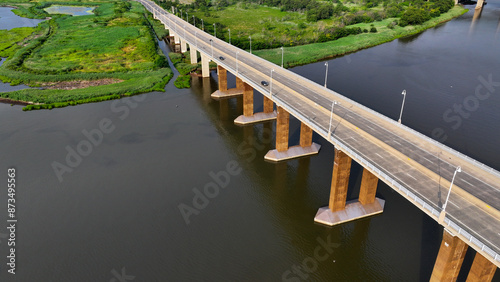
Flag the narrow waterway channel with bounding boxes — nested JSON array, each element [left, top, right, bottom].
[[0, 3, 498, 281]]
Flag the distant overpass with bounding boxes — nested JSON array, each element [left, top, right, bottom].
[[139, 0, 500, 279]]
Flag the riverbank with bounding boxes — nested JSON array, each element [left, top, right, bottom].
[[254, 6, 468, 67], [0, 1, 172, 110]]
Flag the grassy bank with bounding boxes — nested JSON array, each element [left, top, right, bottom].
[[168, 51, 216, 89], [0, 0, 173, 110], [254, 6, 467, 67], [0, 26, 39, 57]]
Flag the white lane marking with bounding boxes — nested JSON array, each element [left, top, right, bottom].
[[393, 140, 402, 146], [365, 125, 375, 131], [449, 201, 460, 209], [406, 173, 418, 181], [462, 179, 474, 186], [422, 156, 434, 164], [375, 153, 383, 159]]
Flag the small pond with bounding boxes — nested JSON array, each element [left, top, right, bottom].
[[0, 7, 44, 30], [44, 5, 95, 16]]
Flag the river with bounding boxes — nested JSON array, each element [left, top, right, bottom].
[[0, 3, 499, 281]]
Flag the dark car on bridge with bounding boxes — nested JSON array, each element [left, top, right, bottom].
[[261, 81, 269, 86]]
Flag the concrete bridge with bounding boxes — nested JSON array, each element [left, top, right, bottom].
[[138, 0, 500, 280]]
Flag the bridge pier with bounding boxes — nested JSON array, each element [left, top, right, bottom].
[[190, 46, 198, 64], [234, 87, 277, 125], [264, 107, 320, 162], [467, 253, 497, 281], [200, 54, 210, 78], [314, 149, 384, 226], [211, 66, 244, 99], [430, 229, 468, 281], [180, 38, 187, 53], [476, 0, 484, 9]]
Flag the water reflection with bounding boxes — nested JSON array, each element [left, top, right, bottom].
[[44, 5, 95, 16], [497, 17, 500, 37], [469, 7, 483, 34]]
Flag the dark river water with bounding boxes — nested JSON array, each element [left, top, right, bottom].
[[0, 3, 499, 281]]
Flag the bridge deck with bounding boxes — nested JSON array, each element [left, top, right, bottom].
[[139, 0, 500, 267]]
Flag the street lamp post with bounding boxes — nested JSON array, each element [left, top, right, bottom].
[[398, 90, 407, 124], [201, 19, 204, 30], [210, 39, 213, 58], [327, 101, 338, 138], [324, 62, 329, 88], [281, 46, 284, 68], [213, 23, 216, 37], [192, 16, 195, 26], [195, 31, 198, 47], [186, 12, 188, 22], [249, 36, 252, 54], [270, 69, 275, 96], [228, 28, 231, 44], [439, 166, 462, 223]]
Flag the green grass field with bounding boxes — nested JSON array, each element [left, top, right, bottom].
[[0, 27, 38, 57], [0, 0, 173, 109], [192, 5, 325, 46], [254, 6, 467, 67]]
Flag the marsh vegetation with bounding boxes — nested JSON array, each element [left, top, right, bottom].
[[0, 0, 172, 109]]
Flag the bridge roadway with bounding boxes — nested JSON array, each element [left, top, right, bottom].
[[138, 0, 500, 267]]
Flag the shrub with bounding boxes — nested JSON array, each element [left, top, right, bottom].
[[400, 7, 431, 26], [169, 53, 183, 64], [174, 74, 191, 88], [370, 27, 377, 32]]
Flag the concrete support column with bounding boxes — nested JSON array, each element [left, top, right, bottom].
[[276, 106, 290, 152], [299, 123, 312, 148], [201, 54, 210, 78], [329, 149, 352, 212], [359, 168, 378, 205], [243, 83, 253, 117], [476, 0, 484, 9], [234, 93, 276, 126], [315, 150, 384, 226], [236, 77, 244, 91], [190, 47, 197, 64], [180, 39, 187, 53], [217, 66, 227, 91], [466, 253, 497, 282], [169, 31, 176, 43], [263, 96, 274, 113], [430, 229, 468, 281]]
